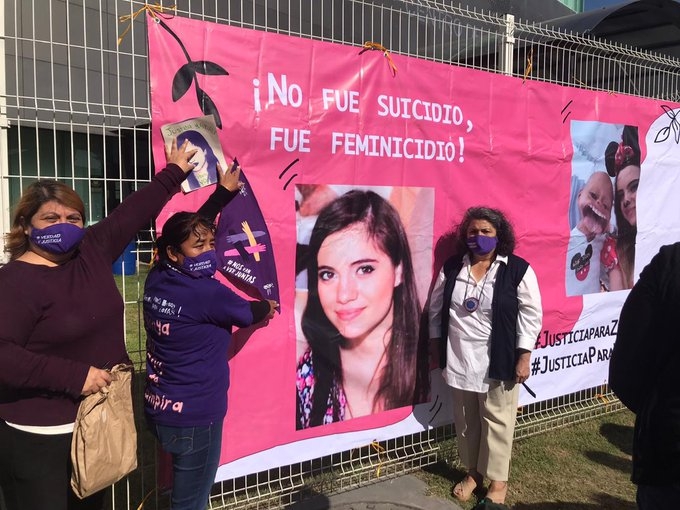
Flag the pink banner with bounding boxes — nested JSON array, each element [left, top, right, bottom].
[[147, 14, 680, 479]]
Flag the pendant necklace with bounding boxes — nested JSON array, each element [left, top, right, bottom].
[[462, 262, 493, 313]]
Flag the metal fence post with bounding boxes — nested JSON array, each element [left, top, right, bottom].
[[500, 13, 515, 76]]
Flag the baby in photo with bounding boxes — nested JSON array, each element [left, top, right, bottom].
[[566, 171, 614, 296]]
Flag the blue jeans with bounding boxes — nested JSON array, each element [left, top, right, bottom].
[[637, 483, 680, 509], [152, 423, 223, 510]]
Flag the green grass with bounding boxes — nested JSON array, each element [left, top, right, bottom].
[[416, 410, 636, 509], [114, 264, 151, 369]]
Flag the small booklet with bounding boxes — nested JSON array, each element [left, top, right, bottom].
[[160, 115, 227, 193]]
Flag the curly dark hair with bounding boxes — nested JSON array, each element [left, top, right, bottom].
[[454, 206, 516, 257]]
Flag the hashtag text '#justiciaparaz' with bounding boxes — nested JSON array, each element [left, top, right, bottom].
[[534, 319, 618, 350]]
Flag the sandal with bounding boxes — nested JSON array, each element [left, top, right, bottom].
[[452, 473, 482, 502], [485, 480, 508, 505]]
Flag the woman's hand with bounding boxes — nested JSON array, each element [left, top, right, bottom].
[[81, 366, 112, 396], [266, 300, 278, 319], [218, 161, 243, 192], [165, 138, 198, 174], [515, 351, 531, 384]]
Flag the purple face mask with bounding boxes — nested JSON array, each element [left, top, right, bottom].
[[180, 250, 217, 278], [30, 223, 85, 254], [466, 235, 498, 255]]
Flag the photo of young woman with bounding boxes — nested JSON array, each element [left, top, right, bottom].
[[603, 125, 641, 291], [295, 186, 433, 429], [176, 129, 221, 192]]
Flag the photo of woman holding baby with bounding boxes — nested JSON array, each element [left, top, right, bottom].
[[564, 121, 641, 296], [295, 188, 425, 429]]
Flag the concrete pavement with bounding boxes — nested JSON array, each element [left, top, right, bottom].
[[287, 474, 463, 510]]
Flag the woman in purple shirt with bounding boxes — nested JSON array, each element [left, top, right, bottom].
[[143, 162, 277, 510]]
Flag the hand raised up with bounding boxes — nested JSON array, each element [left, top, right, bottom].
[[218, 160, 243, 192], [166, 138, 199, 174]]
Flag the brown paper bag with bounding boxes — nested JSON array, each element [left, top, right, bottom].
[[70, 363, 138, 499]]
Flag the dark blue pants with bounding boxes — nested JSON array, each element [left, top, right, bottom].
[[637, 483, 680, 509], [152, 422, 223, 510]]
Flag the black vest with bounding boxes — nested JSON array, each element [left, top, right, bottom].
[[439, 254, 529, 381]]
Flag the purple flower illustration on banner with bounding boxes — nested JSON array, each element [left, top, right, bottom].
[[215, 165, 280, 309]]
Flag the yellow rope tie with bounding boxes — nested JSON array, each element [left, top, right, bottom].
[[118, 2, 176, 46], [150, 246, 158, 267], [360, 41, 398, 77], [595, 393, 610, 404], [136, 488, 157, 510], [370, 440, 387, 477], [522, 48, 533, 83]]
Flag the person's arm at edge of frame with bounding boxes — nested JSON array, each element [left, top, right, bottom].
[[609, 246, 666, 414], [87, 139, 198, 258], [197, 161, 242, 221], [515, 264, 543, 385]]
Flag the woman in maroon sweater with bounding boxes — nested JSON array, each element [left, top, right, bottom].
[[0, 140, 196, 510]]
